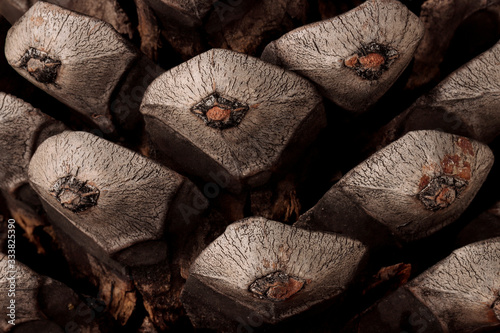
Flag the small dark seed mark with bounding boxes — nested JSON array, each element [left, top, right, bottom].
[[344, 42, 399, 80], [50, 176, 99, 213], [19, 47, 61, 84], [191, 93, 249, 130], [249, 271, 305, 301], [417, 175, 468, 211]]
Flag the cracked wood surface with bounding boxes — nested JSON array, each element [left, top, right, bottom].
[[4, 2, 138, 133], [27, 131, 200, 257], [383, 38, 500, 144], [27, 131, 206, 327], [408, 0, 500, 89], [407, 238, 500, 332], [182, 217, 367, 328], [141, 48, 326, 193], [261, 0, 424, 112]]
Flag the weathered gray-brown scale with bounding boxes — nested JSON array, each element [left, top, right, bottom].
[[381, 38, 500, 144], [0, 92, 66, 252], [181, 217, 367, 330], [141, 48, 326, 193], [296, 130, 493, 243], [28, 131, 208, 326], [261, 0, 424, 112], [5, 2, 163, 134]]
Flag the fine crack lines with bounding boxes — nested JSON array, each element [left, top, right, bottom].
[[418, 249, 495, 302], [218, 131, 246, 177], [86, 21, 106, 40], [212, 236, 234, 270], [42, 12, 69, 53], [131, 166, 157, 184], [335, 17, 353, 53], [0, 94, 7, 112], [400, 10, 411, 45], [312, 39, 321, 55]]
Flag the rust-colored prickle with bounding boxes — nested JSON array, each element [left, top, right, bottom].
[[344, 55, 359, 68], [191, 92, 249, 130], [358, 52, 386, 69], [344, 43, 399, 81], [206, 105, 232, 122]]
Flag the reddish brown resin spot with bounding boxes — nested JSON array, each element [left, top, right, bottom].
[[418, 174, 431, 191], [266, 278, 305, 300], [358, 53, 385, 69], [206, 106, 231, 122], [456, 137, 475, 156], [249, 271, 306, 301], [364, 263, 412, 293], [344, 55, 359, 68], [441, 154, 471, 180], [417, 175, 467, 211], [435, 187, 456, 208], [343, 43, 398, 80]]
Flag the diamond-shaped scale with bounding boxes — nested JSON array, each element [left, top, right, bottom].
[[181, 218, 367, 330], [261, 0, 424, 112], [141, 49, 326, 193]]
